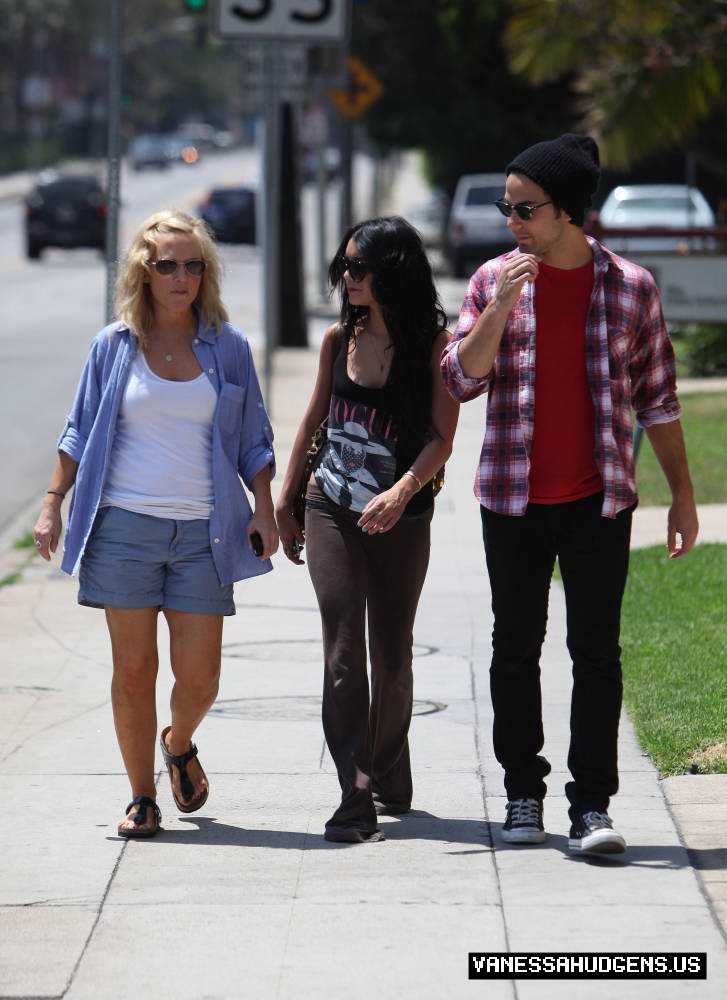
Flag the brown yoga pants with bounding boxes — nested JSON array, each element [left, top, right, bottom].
[[305, 484, 432, 833]]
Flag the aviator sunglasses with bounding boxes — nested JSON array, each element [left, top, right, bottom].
[[336, 254, 369, 283], [149, 258, 206, 276], [494, 199, 552, 221]]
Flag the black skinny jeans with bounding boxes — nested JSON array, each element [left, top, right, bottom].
[[481, 493, 633, 822], [306, 485, 432, 834]]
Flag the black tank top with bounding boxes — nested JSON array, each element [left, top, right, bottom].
[[314, 337, 433, 516]]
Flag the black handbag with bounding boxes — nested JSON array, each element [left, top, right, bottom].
[[291, 418, 328, 534], [431, 465, 445, 497]]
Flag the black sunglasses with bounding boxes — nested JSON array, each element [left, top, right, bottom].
[[494, 199, 553, 221], [149, 258, 206, 276], [336, 255, 369, 283]]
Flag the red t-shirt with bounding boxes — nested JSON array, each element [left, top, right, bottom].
[[528, 259, 603, 504]]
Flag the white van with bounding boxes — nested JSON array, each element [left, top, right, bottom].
[[446, 173, 514, 278]]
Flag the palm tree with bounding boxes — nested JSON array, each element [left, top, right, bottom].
[[504, 0, 727, 168]]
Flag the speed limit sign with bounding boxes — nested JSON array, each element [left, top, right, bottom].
[[216, 0, 351, 42]]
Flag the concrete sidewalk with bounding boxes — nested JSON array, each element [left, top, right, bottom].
[[1, 340, 726, 999]]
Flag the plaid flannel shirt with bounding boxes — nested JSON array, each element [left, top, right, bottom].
[[440, 238, 681, 518]]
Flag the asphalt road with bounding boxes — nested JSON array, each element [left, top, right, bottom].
[[0, 146, 379, 540]]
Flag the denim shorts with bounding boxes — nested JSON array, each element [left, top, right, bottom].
[[78, 505, 235, 615]]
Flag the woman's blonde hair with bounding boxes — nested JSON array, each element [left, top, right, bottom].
[[115, 208, 228, 346]]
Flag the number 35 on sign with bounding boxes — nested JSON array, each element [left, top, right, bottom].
[[216, 0, 351, 42]]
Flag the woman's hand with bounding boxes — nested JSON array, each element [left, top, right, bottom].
[[274, 502, 306, 565], [34, 497, 63, 561], [34, 456, 78, 561], [247, 510, 279, 561], [248, 463, 280, 561], [357, 478, 415, 535], [272, 323, 341, 565]]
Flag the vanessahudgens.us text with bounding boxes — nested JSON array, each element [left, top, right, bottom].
[[468, 953, 706, 979]]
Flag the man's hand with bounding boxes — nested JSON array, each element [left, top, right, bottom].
[[457, 254, 540, 381], [644, 421, 698, 559], [667, 496, 699, 558], [492, 253, 540, 311]]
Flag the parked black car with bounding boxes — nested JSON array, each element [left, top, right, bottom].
[[198, 186, 256, 244], [25, 173, 107, 259]]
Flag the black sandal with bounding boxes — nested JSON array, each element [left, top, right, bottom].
[[118, 795, 162, 839], [160, 725, 209, 813]]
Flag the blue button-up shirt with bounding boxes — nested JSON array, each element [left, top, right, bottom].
[[58, 318, 275, 585]]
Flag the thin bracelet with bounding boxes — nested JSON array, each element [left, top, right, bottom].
[[47, 489, 66, 498], [404, 470, 422, 491]]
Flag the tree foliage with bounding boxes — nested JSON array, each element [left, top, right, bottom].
[[351, 0, 575, 193], [6, 0, 725, 195], [504, 0, 727, 169]]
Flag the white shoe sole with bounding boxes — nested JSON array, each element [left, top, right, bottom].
[[569, 829, 626, 854], [502, 828, 547, 844]]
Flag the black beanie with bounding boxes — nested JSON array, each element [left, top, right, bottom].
[[506, 133, 600, 226]]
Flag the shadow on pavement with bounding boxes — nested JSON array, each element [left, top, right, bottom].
[[105, 811, 494, 851]]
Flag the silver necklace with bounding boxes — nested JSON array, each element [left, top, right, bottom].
[[154, 325, 195, 363], [368, 332, 392, 373]]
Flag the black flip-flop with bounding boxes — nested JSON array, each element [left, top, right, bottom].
[[118, 795, 162, 839], [159, 725, 209, 813]]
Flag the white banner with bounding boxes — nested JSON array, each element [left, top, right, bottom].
[[629, 255, 727, 323]]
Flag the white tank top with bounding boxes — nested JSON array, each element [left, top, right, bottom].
[[101, 352, 217, 520]]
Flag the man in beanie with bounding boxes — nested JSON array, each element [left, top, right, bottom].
[[441, 133, 698, 855]]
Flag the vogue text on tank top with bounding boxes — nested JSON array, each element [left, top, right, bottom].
[[315, 337, 433, 515]]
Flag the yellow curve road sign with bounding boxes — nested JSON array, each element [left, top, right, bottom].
[[328, 57, 384, 119]]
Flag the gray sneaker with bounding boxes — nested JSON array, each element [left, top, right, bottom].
[[502, 797, 546, 844], [568, 810, 626, 854]]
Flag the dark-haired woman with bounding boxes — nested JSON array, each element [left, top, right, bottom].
[[275, 216, 458, 842]]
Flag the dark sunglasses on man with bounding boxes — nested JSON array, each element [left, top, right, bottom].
[[494, 199, 552, 221]]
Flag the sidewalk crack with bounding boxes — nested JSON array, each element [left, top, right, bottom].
[[60, 841, 127, 997]]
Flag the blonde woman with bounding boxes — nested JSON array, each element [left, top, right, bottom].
[[34, 209, 278, 838]]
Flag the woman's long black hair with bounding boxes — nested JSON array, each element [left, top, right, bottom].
[[328, 215, 448, 439]]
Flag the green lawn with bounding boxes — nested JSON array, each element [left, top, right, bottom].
[[635, 392, 727, 504], [621, 543, 727, 775]]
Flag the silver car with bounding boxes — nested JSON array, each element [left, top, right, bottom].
[[446, 173, 514, 278], [595, 184, 715, 253]]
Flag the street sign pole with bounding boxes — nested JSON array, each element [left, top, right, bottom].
[[312, 74, 329, 302], [214, 1, 352, 403], [327, 55, 384, 233], [339, 116, 353, 234], [262, 41, 281, 411], [105, 0, 123, 324]]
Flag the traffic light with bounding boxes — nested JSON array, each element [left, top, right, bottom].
[[184, 0, 207, 43]]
